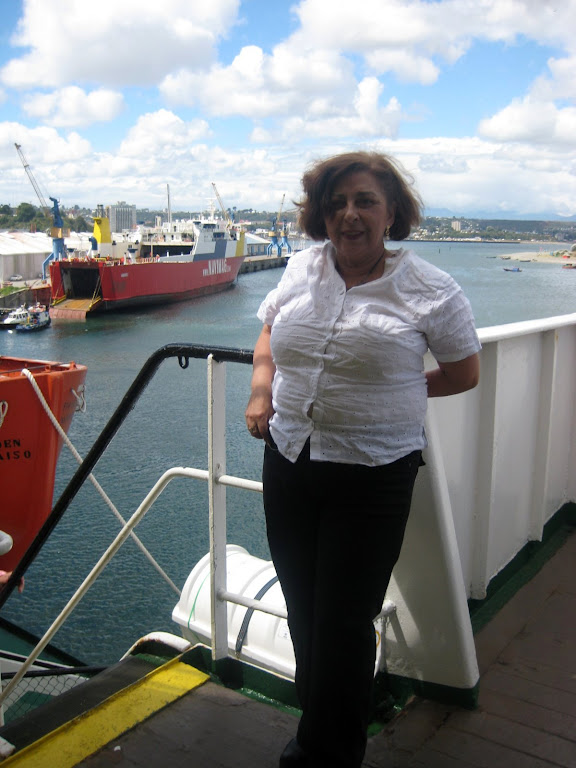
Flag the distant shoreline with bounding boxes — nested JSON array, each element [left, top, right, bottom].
[[407, 238, 575, 265], [407, 238, 562, 245], [504, 248, 575, 265]]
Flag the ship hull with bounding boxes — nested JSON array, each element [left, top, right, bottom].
[[0, 357, 88, 571], [49, 254, 245, 315]]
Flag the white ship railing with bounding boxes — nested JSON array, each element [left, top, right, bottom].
[[1, 313, 575, 706], [434, 312, 576, 598], [382, 311, 576, 691]]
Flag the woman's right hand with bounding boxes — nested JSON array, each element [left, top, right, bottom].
[[245, 388, 275, 442], [245, 324, 276, 443]]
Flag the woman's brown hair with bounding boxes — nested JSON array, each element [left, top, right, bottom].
[[297, 151, 422, 242]]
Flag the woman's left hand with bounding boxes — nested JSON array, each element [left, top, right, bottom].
[[426, 353, 480, 397], [245, 324, 276, 444], [0, 570, 24, 593]]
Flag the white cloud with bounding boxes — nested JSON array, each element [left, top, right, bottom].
[[84, 142, 303, 212], [2, 120, 575, 216], [290, 0, 576, 83], [268, 43, 353, 95], [479, 97, 576, 147], [294, 0, 436, 51], [5, 0, 575, 156], [474, 15, 576, 148], [1, 0, 240, 89], [22, 87, 124, 128], [2, 0, 576, 217], [118, 110, 212, 158], [280, 79, 403, 141], [531, 55, 576, 102], [387, 135, 576, 217], [418, 155, 469, 174], [153, 0, 575, 144], [160, 43, 355, 118], [250, 125, 273, 144], [366, 50, 440, 85], [1, 125, 92, 167], [1, 124, 93, 205], [293, 0, 576, 52]]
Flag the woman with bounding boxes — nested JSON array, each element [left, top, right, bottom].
[[245, 151, 480, 768]]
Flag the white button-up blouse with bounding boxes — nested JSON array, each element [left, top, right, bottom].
[[257, 242, 481, 465]]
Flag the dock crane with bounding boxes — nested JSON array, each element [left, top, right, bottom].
[[267, 194, 292, 256], [210, 182, 245, 255], [211, 182, 234, 230], [14, 143, 67, 280]]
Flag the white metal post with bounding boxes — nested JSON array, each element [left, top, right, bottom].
[[0, 660, 4, 727], [207, 355, 229, 660], [529, 329, 557, 539], [471, 341, 498, 599]]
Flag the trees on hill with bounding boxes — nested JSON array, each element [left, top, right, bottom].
[[0, 203, 88, 233]]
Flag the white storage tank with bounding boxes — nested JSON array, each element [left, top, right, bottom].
[[172, 545, 296, 679], [173, 545, 388, 679]]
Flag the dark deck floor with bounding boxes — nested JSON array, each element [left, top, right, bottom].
[[78, 528, 576, 768]]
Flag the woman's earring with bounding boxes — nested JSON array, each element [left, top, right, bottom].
[[384, 225, 391, 240]]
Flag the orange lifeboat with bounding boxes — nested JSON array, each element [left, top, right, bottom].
[[0, 356, 88, 571]]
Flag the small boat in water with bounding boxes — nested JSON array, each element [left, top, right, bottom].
[[503, 266, 522, 272], [0, 356, 87, 572], [13, 305, 51, 332], [0, 306, 29, 330]]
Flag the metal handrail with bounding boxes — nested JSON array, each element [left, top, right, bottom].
[[0, 344, 287, 705], [0, 344, 253, 608]]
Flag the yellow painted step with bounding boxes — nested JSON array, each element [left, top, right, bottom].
[[54, 298, 96, 311], [2, 658, 209, 767]]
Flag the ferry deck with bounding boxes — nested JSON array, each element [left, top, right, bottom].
[[74, 525, 576, 767]]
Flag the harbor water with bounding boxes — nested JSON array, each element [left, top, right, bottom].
[[1, 241, 574, 665]]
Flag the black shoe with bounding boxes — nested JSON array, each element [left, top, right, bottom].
[[279, 738, 310, 767]]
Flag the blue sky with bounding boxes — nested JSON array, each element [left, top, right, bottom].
[[0, 0, 575, 219]]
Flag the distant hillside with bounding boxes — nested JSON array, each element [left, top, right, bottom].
[[425, 207, 576, 222]]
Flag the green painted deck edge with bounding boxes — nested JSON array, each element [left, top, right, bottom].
[[381, 674, 479, 712], [468, 502, 576, 634], [181, 646, 301, 712], [180, 643, 478, 726], [177, 503, 575, 719]]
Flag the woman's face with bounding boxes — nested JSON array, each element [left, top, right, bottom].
[[324, 171, 394, 264]]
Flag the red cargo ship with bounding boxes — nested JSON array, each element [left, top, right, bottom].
[[50, 211, 246, 319]]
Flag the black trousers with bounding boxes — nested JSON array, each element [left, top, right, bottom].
[[263, 442, 422, 768]]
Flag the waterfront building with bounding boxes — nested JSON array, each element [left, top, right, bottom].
[[108, 202, 137, 233], [0, 232, 51, 281], [245, 232, 270, 256]]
